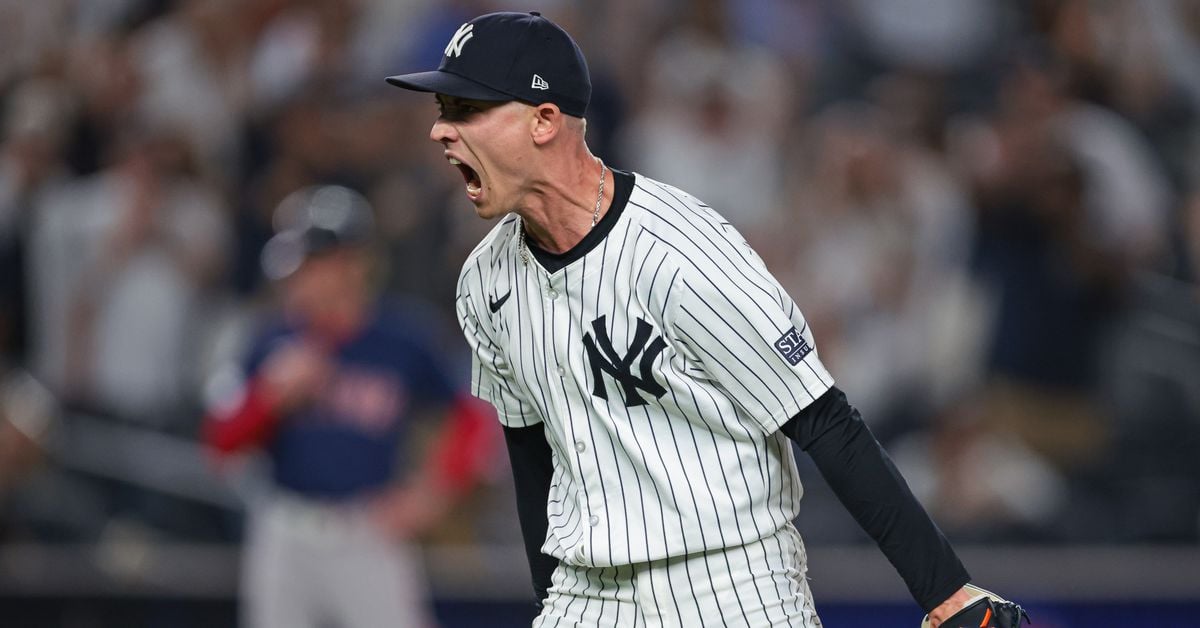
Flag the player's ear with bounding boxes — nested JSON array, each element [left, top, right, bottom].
[[530, 103, 562, 146]]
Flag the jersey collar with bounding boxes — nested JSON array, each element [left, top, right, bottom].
[[523, 168, 634, 274]]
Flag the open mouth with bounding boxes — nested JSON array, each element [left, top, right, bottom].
[[448, 157, 482, 199]]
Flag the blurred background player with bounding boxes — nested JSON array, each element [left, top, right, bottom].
[[202, 184, 494, 628]]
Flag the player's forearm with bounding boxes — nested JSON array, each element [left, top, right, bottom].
[[202, 380, 280, 454], [370, 398, 496, 538], [426, 395, 496, 497], [781, 386, 970, 612], [502, 423, 559, 606]]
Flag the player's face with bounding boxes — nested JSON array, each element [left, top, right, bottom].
[[430, 95, 534, 219], [283, 249, 369, 331]]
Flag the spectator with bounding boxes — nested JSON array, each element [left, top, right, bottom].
[[765, 100, 974, 433], [947, 48, 1163, 478], [128, 0, 253, 185], [622, 0, 794, 234], [0, 78, 75, 364], [28, 122, 231, 425]]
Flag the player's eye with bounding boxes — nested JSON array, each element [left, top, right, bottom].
[[437, 101, 479, 121]]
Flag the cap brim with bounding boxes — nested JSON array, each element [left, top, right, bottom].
[[385, 70, 513, 102], [261, 227, 368, 281]]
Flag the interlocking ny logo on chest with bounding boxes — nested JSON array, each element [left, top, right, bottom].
[[582, 316, 667, 407]]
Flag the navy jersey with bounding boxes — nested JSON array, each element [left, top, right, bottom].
[[242, 301, 457, 499]]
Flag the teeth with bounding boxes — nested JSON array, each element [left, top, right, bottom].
[[448, 157, 461, 165]]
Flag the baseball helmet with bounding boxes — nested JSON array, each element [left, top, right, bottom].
[[260, 184, 375, 281]]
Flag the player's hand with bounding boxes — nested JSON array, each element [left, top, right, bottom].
[[926, 587, 975, 628], [368, 483, 452, 540], [923, 585, 1030, 628], [259, 342, 330, 413]]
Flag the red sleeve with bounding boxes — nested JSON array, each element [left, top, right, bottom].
[[428, 394, 499, 496], [202, 379, 281, 456]]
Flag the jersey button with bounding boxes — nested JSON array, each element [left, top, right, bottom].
[[547, 289, 559, 300], [557, 365, 566, 377], [574, 440, 586, 453], [588, 515, 600, 527]]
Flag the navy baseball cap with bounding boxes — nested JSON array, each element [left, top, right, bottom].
[[386, 11, 591, 117]]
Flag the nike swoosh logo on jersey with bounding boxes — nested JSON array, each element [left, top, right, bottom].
[[488, 290, 511, 313]]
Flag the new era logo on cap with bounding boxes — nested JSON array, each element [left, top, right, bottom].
[[385, 11, 592, 117]]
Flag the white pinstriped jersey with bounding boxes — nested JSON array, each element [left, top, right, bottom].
[[455, 172, 834, 569]]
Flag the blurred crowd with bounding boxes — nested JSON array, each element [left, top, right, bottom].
[[2, 0, 1199, 557]]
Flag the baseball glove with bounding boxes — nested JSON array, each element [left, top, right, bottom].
[[920, 584, 1030, 628]]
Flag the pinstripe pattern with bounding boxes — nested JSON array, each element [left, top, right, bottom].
[[534, 523, 821, 627], [455, 172, 833, 619]]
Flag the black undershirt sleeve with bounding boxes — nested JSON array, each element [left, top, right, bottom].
[[780, 385, 971, 613], [502, 423, 560, 607]]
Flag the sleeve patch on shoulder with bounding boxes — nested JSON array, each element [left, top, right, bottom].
[[774, 327, 812, 366]]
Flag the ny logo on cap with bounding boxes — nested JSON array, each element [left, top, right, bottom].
[[444, 23, 474, 58]]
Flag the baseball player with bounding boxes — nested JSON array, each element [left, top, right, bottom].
[[202, 185, 493, 628], [387, 11, 1018, 628]]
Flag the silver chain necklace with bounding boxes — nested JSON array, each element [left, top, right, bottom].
[[520, 159, 607, 266]]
